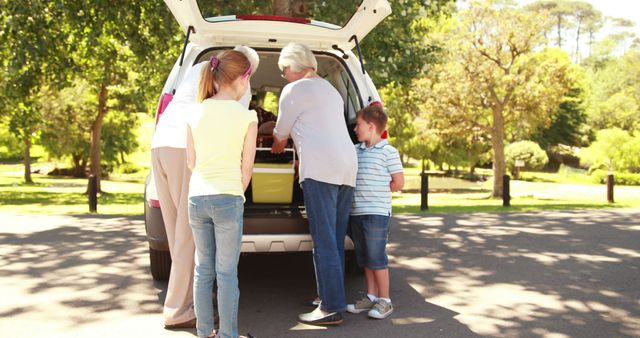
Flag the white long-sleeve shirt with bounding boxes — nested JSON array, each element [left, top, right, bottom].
[[274, 77, 357, 187]]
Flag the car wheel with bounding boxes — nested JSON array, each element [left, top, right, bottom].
[[150, 248, 172, 281]]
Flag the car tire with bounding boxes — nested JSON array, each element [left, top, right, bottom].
[[150, 248, 172, 281]]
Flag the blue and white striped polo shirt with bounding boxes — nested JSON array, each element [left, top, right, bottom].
[[352, 139, 403, 216]]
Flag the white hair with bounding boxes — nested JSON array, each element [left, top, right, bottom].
[[233, 45, 260, 75], [278, 42, 317, 73]]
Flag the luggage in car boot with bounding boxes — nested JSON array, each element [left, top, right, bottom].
[[252, 147, 295, 203]]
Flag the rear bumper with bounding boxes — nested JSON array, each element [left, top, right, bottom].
[[241, 234, 355, 253], [146, 194, 355, 253]]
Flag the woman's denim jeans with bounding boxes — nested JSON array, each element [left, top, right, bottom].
[[189, 194, 244, 338], [302, 179, 354, 313]]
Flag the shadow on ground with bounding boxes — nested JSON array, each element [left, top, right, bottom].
[[1, 209, 638, 337], [0, 214, 159, 330], [389, 210, 640, 337]]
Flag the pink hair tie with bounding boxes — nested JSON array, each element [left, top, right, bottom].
[[210, 56, 219, 71]]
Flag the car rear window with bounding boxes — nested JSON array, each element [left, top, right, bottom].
[[195, 0, 362, 28]]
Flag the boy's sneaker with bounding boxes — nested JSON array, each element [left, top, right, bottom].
[[346, 297, 375, 314], [368, 299, 393, 319]]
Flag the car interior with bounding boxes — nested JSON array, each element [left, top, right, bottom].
[[193, 48, 364, 209]]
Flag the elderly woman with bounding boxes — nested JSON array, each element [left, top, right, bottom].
[[272, 42, 357, 325]]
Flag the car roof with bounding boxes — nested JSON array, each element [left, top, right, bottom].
[[163, 0, 391, 50]]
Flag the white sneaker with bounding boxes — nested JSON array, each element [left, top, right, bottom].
[[368, 299, 393, 319], [346, 297, 375, 314]]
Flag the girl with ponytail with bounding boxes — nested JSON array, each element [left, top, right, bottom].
[[186, 50, 257, 338]]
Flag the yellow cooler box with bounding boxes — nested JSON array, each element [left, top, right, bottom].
[[252, 148, 295, 204]]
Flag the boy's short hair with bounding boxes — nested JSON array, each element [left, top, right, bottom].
[[356, 105, 388, 133]]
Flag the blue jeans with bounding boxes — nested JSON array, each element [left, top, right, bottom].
[[302, 179, 354, 313], [350, 215, 390, 269], [189, 194, 244, 338]]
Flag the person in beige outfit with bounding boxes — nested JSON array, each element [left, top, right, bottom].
[[151, 46, 260, 329], [151, 60, 204, 329]]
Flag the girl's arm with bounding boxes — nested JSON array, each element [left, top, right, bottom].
[[186, 126, 196, 171], [241, 122, 258, 192], [390, 172, 404, 192]]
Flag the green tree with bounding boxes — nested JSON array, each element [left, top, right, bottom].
[[0, 118, 23, 160], [380, 82, 419, 164], [505, 141, 549, 178], [531, 68, 590, 149], [39, 79, 141, 177], [361, 0, 455, 87], [526, 0, 575, 49], [586, 50, 640, 132], [413, 77, 492, 174], [419, 1, 574, 197], [580, 128, 639, 172], [0, 1, 71, 183], [59, 1, 181, 190], [199, 0, 455, 87], [38, 81, 93, 177], [569, 1, 601, 63], [101, 113, 140, 168]]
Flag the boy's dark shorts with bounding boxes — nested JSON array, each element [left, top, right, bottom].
[[350, 214, 390, 270]]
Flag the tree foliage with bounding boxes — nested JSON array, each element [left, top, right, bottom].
[[416, 0, 574, 196], [531, 67, 590, 149], [197, 0, 455, 87], [526, 0, 604, 61], [0, 1, 72, 182], [580, 128, 640, 173], [54, 0, 180, 190], [0, 1, 180, 187], [585, 50, 640, 133], [38, 81, 93, 177], [505, 140, 549, 178]]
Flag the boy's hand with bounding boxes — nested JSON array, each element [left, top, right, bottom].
[[390, 172, 405, 192]]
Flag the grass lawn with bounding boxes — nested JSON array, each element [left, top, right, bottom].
[[394, 168, 640, 214], [1, 161, 639, 216], [0, 163, 144, 215]]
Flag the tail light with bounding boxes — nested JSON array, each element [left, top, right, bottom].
[[155, 93, 174, 126]]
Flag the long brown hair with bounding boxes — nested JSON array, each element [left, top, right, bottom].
[[198, 50, 251, 103]]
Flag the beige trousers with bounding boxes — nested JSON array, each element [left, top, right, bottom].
[[151, 147, 196, 325]]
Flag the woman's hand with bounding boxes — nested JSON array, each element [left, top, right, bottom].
[[271, 135, 288, 154]]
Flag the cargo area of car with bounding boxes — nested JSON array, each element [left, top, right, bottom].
[[193, 48, 362, 234]]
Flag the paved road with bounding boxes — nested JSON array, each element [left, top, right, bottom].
[[1, 210, 639, 338]]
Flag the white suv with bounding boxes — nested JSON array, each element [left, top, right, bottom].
[[145, 0, 391, 280]]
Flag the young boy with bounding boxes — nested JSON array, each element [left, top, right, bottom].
[[347, 104, 404, 319]]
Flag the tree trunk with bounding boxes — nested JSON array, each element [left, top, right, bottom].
[[90, 83, 108, 192], [72, 153, 87, 178], [574, 17, 582, 63], [273, 0, 291, 16], [557, 15, 562, 48], [491, 107, 506, 197], [23, 135, 33, 184]]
